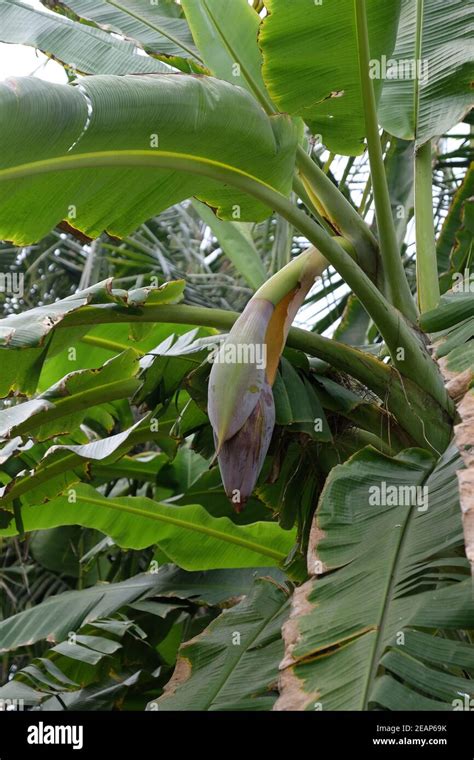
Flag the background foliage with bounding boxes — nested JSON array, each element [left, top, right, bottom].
[[0, 0, 472, 711]]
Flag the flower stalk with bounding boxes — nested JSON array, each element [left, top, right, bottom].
[[353, 0, 417, 322]]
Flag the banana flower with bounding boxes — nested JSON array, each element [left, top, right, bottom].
[[208, 246, 326, 509]]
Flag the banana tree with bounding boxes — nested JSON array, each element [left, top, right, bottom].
[[0, 0, 472, 711]]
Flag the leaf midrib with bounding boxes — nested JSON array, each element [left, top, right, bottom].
[[106, 0, 202, 61], [12, 376, 139, 435], [199, 0, 273, 111], [204, 590, 289, 709], [76, 492, 286, 562], [8, 0, 164, 63], [413, 0, 424, 139], [360, 459, 435, 709]]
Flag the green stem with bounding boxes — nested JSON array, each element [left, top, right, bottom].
[[323, 152, 335, 174], [271, 214, 292, 273], [254, 246, 326, 303], [80, 333, 142, 354], [415, 140, 440, 312], [0, 149, 450, 416], [296, 146, 380, 282], [292, 174, 335, 234], [10, 378, 140, 437], [354, 0, 417, 322], [61, 302, 451, 451]]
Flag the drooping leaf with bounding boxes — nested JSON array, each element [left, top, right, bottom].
[[276, 444, 472, 710], [41, 322, 208, 394], [0, 415, 164, 510], [192, 200, 267, 290], [272, 358, 331, 441], [0, 572, 168, 652], [91, 452, 168, 485], [42, 0, 202, 65], [0, 280, 184, 395], [378, 0, 474, 146], [0, 350, 140, 441], [0, 0, 168, 75], [0, 614, 164, 709], [260, 0, 402, 155], [0, 483, 296, 570], [421, 288, 474, 335], [134, 328, 210, 408], [153, 578, 289, 711], [128, 564, 287, 607], [0, 74, 298, 244], [181, 0, 271, 107], [0, 280, 184, 349]]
